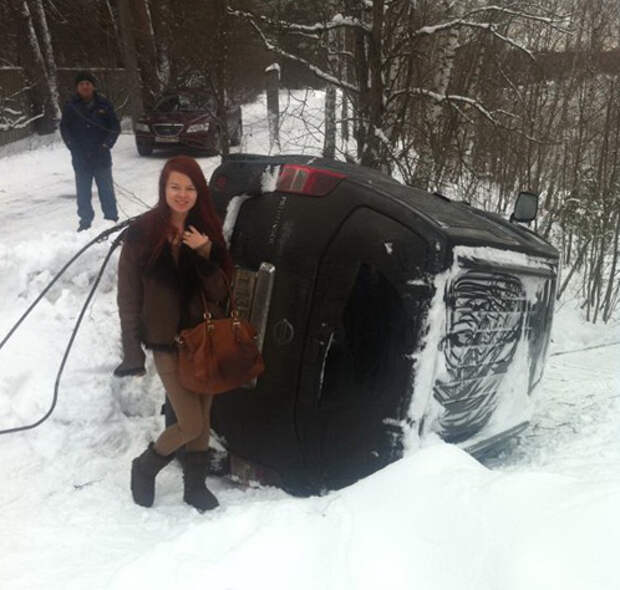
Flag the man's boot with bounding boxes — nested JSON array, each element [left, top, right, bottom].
[[182, 451, 219, 512], [131, 443, 174, 507]]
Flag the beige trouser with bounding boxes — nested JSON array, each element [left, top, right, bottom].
[[152, 350, 214, 455]]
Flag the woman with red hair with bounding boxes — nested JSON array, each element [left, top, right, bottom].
[[115, 155, 232, 512]]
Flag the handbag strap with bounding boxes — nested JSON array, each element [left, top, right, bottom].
[[198, 268, 239, 323]]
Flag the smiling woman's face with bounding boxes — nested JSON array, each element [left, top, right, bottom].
[[165, 171, 197, 216]]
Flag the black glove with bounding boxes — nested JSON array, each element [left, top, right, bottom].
[[113, 362, 145, 377]]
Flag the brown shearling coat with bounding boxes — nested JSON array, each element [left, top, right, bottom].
[[117, 222, 229, 370]]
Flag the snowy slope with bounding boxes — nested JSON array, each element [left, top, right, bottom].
[[1, 91, 619, 590]]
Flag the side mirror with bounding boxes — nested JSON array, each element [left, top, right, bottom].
[[510, 191, 538, 223]]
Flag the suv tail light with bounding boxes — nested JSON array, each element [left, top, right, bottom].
[[276, 164, 346, 197]]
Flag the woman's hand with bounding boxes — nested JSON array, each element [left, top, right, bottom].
[[113, 360, 146, 377], [182, 225, 210, 250]]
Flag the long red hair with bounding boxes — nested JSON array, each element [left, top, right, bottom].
[[138, 156, 233, 278]]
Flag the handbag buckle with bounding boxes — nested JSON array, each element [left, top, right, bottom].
[[206, 312, 215, 332]]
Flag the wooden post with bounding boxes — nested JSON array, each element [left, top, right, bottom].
[[323, 28, 337, 159], [340, 27, 349, 147], [265, 63, 280, 153]]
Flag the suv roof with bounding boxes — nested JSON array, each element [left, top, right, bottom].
[[212, 153, 558, 260]]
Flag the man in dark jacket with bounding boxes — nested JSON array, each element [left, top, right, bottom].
[[60, 71, 120, 231]]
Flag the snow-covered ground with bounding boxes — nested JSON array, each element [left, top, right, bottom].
[[1, 91, 619, 589]]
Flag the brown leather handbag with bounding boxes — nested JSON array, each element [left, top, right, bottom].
[[176, 275, 265, 395]]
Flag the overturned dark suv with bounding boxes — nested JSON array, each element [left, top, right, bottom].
[[134, 90, 242, 156], [168, 154, 559, 495]]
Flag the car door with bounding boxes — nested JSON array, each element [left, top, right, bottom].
[[296, 207, 430, 489]]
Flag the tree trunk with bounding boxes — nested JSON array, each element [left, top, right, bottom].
[[602, 210, 620, 322], [360, 0, 386, 171], [266, 65, 280, 153], [350, 2, 368, 164], [29, 0, 60, 123], [592, 236, 605, 323], [105, 0, 121, 43], [12, 0, 58, 134], [340, 28, 349, 149], [213, 0, 231, 156], [412, 0, 461, 189], [131, 0, 161, 108], [557, 238, 590, 299], [608, 275, 620, 320], [565, 229, 573, 265], [117, 0, 144, 128], [149, 0, 172, 89]]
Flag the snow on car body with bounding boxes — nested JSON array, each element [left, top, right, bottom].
[[197, 154, 558, 493]]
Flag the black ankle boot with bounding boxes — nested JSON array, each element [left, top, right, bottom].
[[131, 443, 174, 507], [182, 451, 219, 512]]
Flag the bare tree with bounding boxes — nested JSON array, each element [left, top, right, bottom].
[[131, 0, 163, 107], [117, 0, 144, 126], [148, 0, 173, 89], [10, 0, 60, 134], [29, 0, 60, 120], [212, 0, 232, 155], [231, 1, 567, 179]]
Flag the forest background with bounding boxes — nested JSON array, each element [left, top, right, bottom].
[[1, 0, 619, 322]]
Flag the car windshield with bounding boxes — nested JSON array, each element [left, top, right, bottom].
[[154, 94, 215, 113]]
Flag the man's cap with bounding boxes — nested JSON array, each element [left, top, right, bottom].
[[75, 71, 96, 86]]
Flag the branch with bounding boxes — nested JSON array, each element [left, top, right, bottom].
[[7, 83, 38, 99], [244, 17, 359, 94], [466, 5, 571, 29], [415, 19, 537, 60], [479, 23, 536, 61], [228, 8, 371, 34], [0, 111, 43, 131], [393, 87, 497, 123], [390, 87, 552, 146], [411, 4, 571, 56], [370, 123, 415, 182]]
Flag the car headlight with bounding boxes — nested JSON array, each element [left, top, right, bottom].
[[186, 122, 210, 133], [135, 122, 150, 132]]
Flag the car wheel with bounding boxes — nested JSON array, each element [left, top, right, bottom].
[[136, 139, 154, 156]]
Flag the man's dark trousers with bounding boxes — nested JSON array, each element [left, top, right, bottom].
[[74, 161, 118, 224]]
